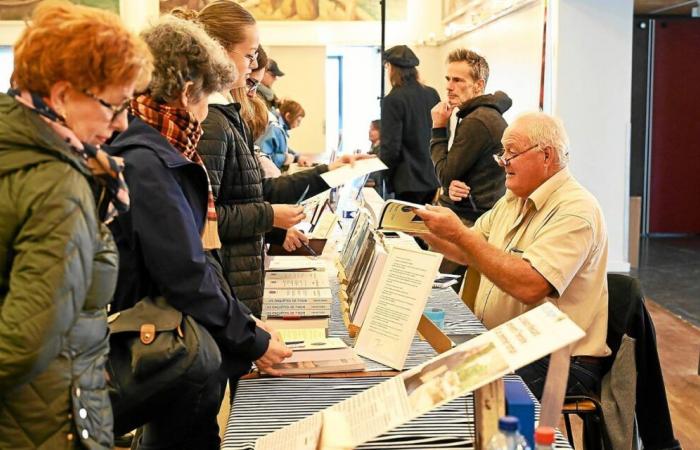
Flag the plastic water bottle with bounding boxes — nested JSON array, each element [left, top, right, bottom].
[[534, 426, 556, 449], [487, 416, 532, 450]]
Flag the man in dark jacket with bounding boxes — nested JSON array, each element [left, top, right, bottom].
[[430, 48, 511, 224], [380, 45, 441, 204]]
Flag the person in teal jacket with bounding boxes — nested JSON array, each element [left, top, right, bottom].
[[0, 2, 151, 449]]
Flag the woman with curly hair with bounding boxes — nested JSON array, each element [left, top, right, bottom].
[[0, 1, 151, 448], [107, 15, 289, 449]]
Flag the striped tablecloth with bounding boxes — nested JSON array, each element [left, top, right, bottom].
[[225, 285, 572, 449], [223, 375, 572, 449]]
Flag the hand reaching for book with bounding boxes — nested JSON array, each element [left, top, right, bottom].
[[283, 227, 309, 252], [256, 339, 293, 376], [272, 204, 305, 229]]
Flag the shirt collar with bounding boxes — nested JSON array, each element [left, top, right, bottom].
[[504, 167, 572, 211], [208, 91, 233, 105]]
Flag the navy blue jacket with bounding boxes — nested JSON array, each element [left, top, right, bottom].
[[380, 80, 441, 194], [107, 117, 269, 361]]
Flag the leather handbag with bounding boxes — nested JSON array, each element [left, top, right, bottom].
[[106, 296, 222, 434]]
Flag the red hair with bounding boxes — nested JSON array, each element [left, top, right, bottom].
[[13, 0, 152, 96]]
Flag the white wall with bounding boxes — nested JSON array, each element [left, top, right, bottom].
[[266, 45, 326, 154], [551, 0, 633, 272], [435, 1, 545, 121]]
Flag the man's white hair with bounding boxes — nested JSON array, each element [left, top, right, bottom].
[[512, 111, 570, 167]]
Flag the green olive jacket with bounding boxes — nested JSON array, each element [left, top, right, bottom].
[[0, 93, 114, 449]]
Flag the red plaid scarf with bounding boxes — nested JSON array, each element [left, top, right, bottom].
[[131, 94, 221, 250]]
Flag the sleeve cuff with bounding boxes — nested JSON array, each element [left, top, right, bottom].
[[263, 202, 275, 231], [248, 327, 271, 360], [432, 127, 448, 139], [523, 253, 566, 298]]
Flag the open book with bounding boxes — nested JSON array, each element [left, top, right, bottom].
[[375, 199, 429, 234]]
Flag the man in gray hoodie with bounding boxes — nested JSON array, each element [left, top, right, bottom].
[[430, 48, 512, 225]]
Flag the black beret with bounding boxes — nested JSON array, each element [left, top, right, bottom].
[[383, 45, 419, 68]]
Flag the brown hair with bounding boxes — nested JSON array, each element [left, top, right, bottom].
[[232, 87, 269, 141], [388, 64, 418, 88], [447, 48, 490, 86], [253, 46, 268, 74], [279, 99, 305, 125], [172, 0, 256, 51], [12, 0, 152, 96]]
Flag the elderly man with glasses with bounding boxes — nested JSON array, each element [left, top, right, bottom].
[[415, 111, 610, 400]]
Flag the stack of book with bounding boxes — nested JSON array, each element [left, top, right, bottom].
[[263, 257, 332, 338]]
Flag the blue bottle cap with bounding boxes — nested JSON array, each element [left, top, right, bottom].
[[498, 415, 520, 432]]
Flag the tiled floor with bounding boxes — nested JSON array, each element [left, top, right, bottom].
[[632, 237, 700, 327]]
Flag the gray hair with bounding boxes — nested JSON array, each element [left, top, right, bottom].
[[447, 48, 489, 87], [140, 15, 236, 103], [511, 111, 570, 166]]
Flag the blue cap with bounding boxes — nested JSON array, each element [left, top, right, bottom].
[[498, 416, 520, 432]]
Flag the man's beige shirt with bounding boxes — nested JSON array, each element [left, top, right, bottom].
[[472, 168, 610, 357]]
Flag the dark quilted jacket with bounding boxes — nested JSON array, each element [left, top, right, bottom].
[[0, 93, 114, 449], [198, 100, 330, 316]]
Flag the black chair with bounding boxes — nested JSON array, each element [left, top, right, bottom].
[[562, 274, 679, 450]]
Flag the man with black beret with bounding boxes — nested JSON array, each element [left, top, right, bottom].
[[379, 45, 441, 204]]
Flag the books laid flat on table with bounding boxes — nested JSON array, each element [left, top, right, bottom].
[[265, 271, 330, 289], [261, 288, 332, 319], [276, 327, 327, 342], [267, 238, 327, 257], [270, 338, 366, 376], [267, 256, 326, 271], [265, 316, 330, 332]]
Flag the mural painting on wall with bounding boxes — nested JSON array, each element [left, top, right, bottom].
[[0, 0, 118, 20], [160, 0, 406, 21], [442, 0, 477, 22]]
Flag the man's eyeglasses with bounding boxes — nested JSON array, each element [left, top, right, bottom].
[[493, 143, 540, 167], [82, 89, 131, 123]]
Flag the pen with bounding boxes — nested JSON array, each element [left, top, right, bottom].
[[285, 340, 304, 345], [295, 185, 310, 205], [301, 241, 319, 257]]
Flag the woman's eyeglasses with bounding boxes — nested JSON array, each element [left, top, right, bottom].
[[231, 50, 258, 67], [246, 77, 260, 94], [82, 89, 131, 123]]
